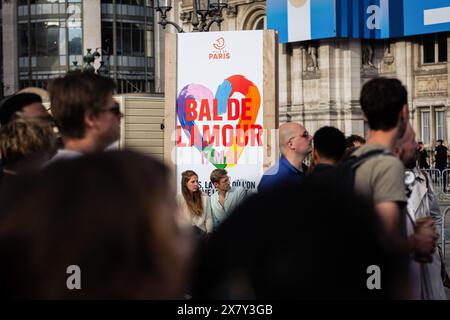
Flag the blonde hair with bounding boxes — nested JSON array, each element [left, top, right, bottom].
[[0, 116, 57, 170]]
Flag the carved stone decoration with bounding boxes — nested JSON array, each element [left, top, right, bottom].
[[415, 75, 448, 97], [180, 11, 191, 23], [362, 41, 375, 68], [383, 43, 394, 65], [226, 5, 238, 17], [306, 43, 319, 72]]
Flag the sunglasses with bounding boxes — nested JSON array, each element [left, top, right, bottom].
[[99, 103, 122, 116], [301, 130, 310, 138]]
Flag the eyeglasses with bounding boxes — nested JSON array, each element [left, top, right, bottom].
[[289, 130, 310, 143], [300, 130, 310, 138], [99, 103, 122, 117]]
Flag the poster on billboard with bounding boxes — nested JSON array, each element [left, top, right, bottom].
[[171, 30, 274, 196], [268, 0, 450, 43]]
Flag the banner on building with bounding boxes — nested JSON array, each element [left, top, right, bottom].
[[176, 31, 264, 195], [268, 0, 450, 43]]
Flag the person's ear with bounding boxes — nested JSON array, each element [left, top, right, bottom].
[[313, 148, 319, 162], [362, 112, 368, 122], [213, 182, 219, 189], [84, 110, 98, 129], [287, 138, 294, 150], [401, 104, 409, 121]]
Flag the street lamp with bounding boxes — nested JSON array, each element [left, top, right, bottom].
[[82, 48, 96, 73], [155, 0, 228, 33], [77, 48, 109, 76]]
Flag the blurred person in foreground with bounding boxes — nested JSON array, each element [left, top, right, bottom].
[[0, 150, 192, 299], [47, 72, 122, 164], [193, 175, 406, 299]]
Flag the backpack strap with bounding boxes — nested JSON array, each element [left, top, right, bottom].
[[349, 149, 393, 170]]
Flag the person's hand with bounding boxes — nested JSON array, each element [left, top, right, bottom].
[[413, 219, 437, 256]]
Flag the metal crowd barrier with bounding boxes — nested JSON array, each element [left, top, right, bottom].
[[420, 169, 449, 258], [441, 169, 450, 197], [422, 169, 443, 194], [443, 207, 450, 259]]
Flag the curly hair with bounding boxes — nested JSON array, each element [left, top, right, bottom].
[[0, 116, 57, 169]]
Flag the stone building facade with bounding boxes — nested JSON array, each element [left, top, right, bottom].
[[174, 0, 450, 151]]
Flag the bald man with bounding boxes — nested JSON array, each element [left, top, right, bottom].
[[257, 122, 312, 193]]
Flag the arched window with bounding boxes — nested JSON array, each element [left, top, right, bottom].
[[241, 5, 266, 31], [253, 16, 265, 30]]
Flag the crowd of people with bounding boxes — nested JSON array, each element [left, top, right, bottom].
[[0, 73, 448, 299]]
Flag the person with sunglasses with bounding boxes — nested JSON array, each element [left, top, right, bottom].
[[46, 72, 123, 164], [257, 122, 312, 193]]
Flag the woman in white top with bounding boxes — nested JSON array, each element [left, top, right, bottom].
[[177, 170, 213, 233]]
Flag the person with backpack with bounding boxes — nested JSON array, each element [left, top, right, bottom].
[[352, 78, 436, 299]]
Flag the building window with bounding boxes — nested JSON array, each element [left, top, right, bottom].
[[419, 107, 447, 145], [241, 5, 266, 31], [422, 111, 431, 145], [437, 110, 446, 141], [253, 16, 265, 30], [422, 33, 448, 64]]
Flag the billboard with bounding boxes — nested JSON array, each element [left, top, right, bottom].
[[268, 0, 450, 43], [176, 31, 264, 195]]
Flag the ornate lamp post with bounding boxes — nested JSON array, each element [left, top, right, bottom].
[[155, 0, 228, 33], [75, 48, 109, 76], [82, 48, 96, 73]]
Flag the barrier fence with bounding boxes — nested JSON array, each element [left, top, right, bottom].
[[422, 169, 450, 259], [443, 207, 450, 259]]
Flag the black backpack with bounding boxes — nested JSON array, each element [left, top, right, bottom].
[[313, 149, 392, 193]]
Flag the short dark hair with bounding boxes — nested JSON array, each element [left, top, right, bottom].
[[48, 72, 116, 139], [0, 93, 43, 126], [346, 134, 366, 148], [313, 126, 346, 161], [360, 77, 407, 131]]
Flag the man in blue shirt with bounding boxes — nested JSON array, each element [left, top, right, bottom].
[[257, 122, 312, 193]]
